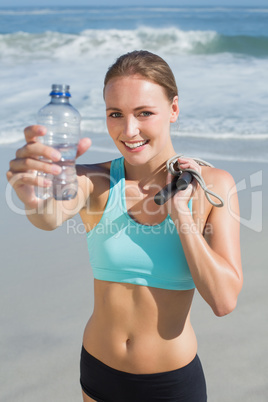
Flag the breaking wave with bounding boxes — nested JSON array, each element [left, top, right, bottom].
[[1, 27, 267, 63]]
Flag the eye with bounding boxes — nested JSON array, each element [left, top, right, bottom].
[[140, 111, 153, 117], [109, 112, 122, 118]]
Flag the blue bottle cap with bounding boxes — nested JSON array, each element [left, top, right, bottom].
[[50, 84, 71, 97]]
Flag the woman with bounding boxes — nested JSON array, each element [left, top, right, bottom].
[[7, 50, 242, 401]]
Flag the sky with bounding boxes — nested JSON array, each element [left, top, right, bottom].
[[1, 0, 267, 7]]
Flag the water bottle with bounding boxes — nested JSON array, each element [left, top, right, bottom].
[[36, 84, 81, 200]]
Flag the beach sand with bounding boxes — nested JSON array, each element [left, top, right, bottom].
[[1, 145, 267, 401]]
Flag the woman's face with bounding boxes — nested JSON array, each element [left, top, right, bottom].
[[104, 74, 179, 166]]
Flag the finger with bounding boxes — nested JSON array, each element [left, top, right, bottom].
[[177, 158, 201, 173], [6, 171, 52, 188], [76, 137, 92, 158], [177, 157, 197, 166], [191, 179, 198, 193], [9, 157, 62, 176], [15, 141, 61, 162], [172, 183, 193, 208], [24, 125, 47, 143]]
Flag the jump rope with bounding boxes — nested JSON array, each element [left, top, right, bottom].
[[154, 155, 225, 207]]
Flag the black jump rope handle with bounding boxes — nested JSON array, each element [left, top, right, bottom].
[[154, 171, 193, 205]]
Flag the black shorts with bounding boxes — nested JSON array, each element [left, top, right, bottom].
[[80, 346, 207, 401]]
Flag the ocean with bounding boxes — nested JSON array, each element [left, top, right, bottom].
[[1, 7, 268, 402], [0, 6, 267, 163]]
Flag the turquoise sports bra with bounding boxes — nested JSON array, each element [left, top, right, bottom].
[[87, 157, 195, 290]]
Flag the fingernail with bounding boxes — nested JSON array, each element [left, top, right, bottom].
[[52, 165, 62, 174], [44, 179, 52, 186], [51, 150, 61, 161], [38, 126, 46, 135]]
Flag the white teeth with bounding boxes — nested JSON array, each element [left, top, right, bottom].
[[124, 140, 147, 149]]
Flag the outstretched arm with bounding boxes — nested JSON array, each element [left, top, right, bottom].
[[6, 125, 92, 230]]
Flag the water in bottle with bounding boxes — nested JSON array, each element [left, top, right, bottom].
[[36, 84, 81, 200]]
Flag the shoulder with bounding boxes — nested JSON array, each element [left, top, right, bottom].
[[200, 166, 240, 232], [201, 166, 237, 201], [77, 159, 111, 179], [76, 160, 114, 211], [76, 160, 111, 178], [193, 165, 238, 234]]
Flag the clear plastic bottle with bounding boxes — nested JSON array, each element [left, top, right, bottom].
[[36, 84, 81, 200]]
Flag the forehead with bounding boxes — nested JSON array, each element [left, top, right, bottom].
[[104, 75, 166, 101]]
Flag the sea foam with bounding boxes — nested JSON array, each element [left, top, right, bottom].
[[1, 27, 267, 65]]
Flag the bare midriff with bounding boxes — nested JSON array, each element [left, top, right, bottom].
[[82, 279, 197, 374]]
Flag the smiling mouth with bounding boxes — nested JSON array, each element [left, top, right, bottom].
[[123, 140, 149, 149]]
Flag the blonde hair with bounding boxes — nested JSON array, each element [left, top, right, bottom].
[[103, 50, 178, 103]]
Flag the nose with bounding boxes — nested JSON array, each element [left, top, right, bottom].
[[123, 116, 140, 138]]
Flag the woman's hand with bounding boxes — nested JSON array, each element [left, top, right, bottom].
[[168, 157, 201, 217], [6, 125, 91, 209]]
